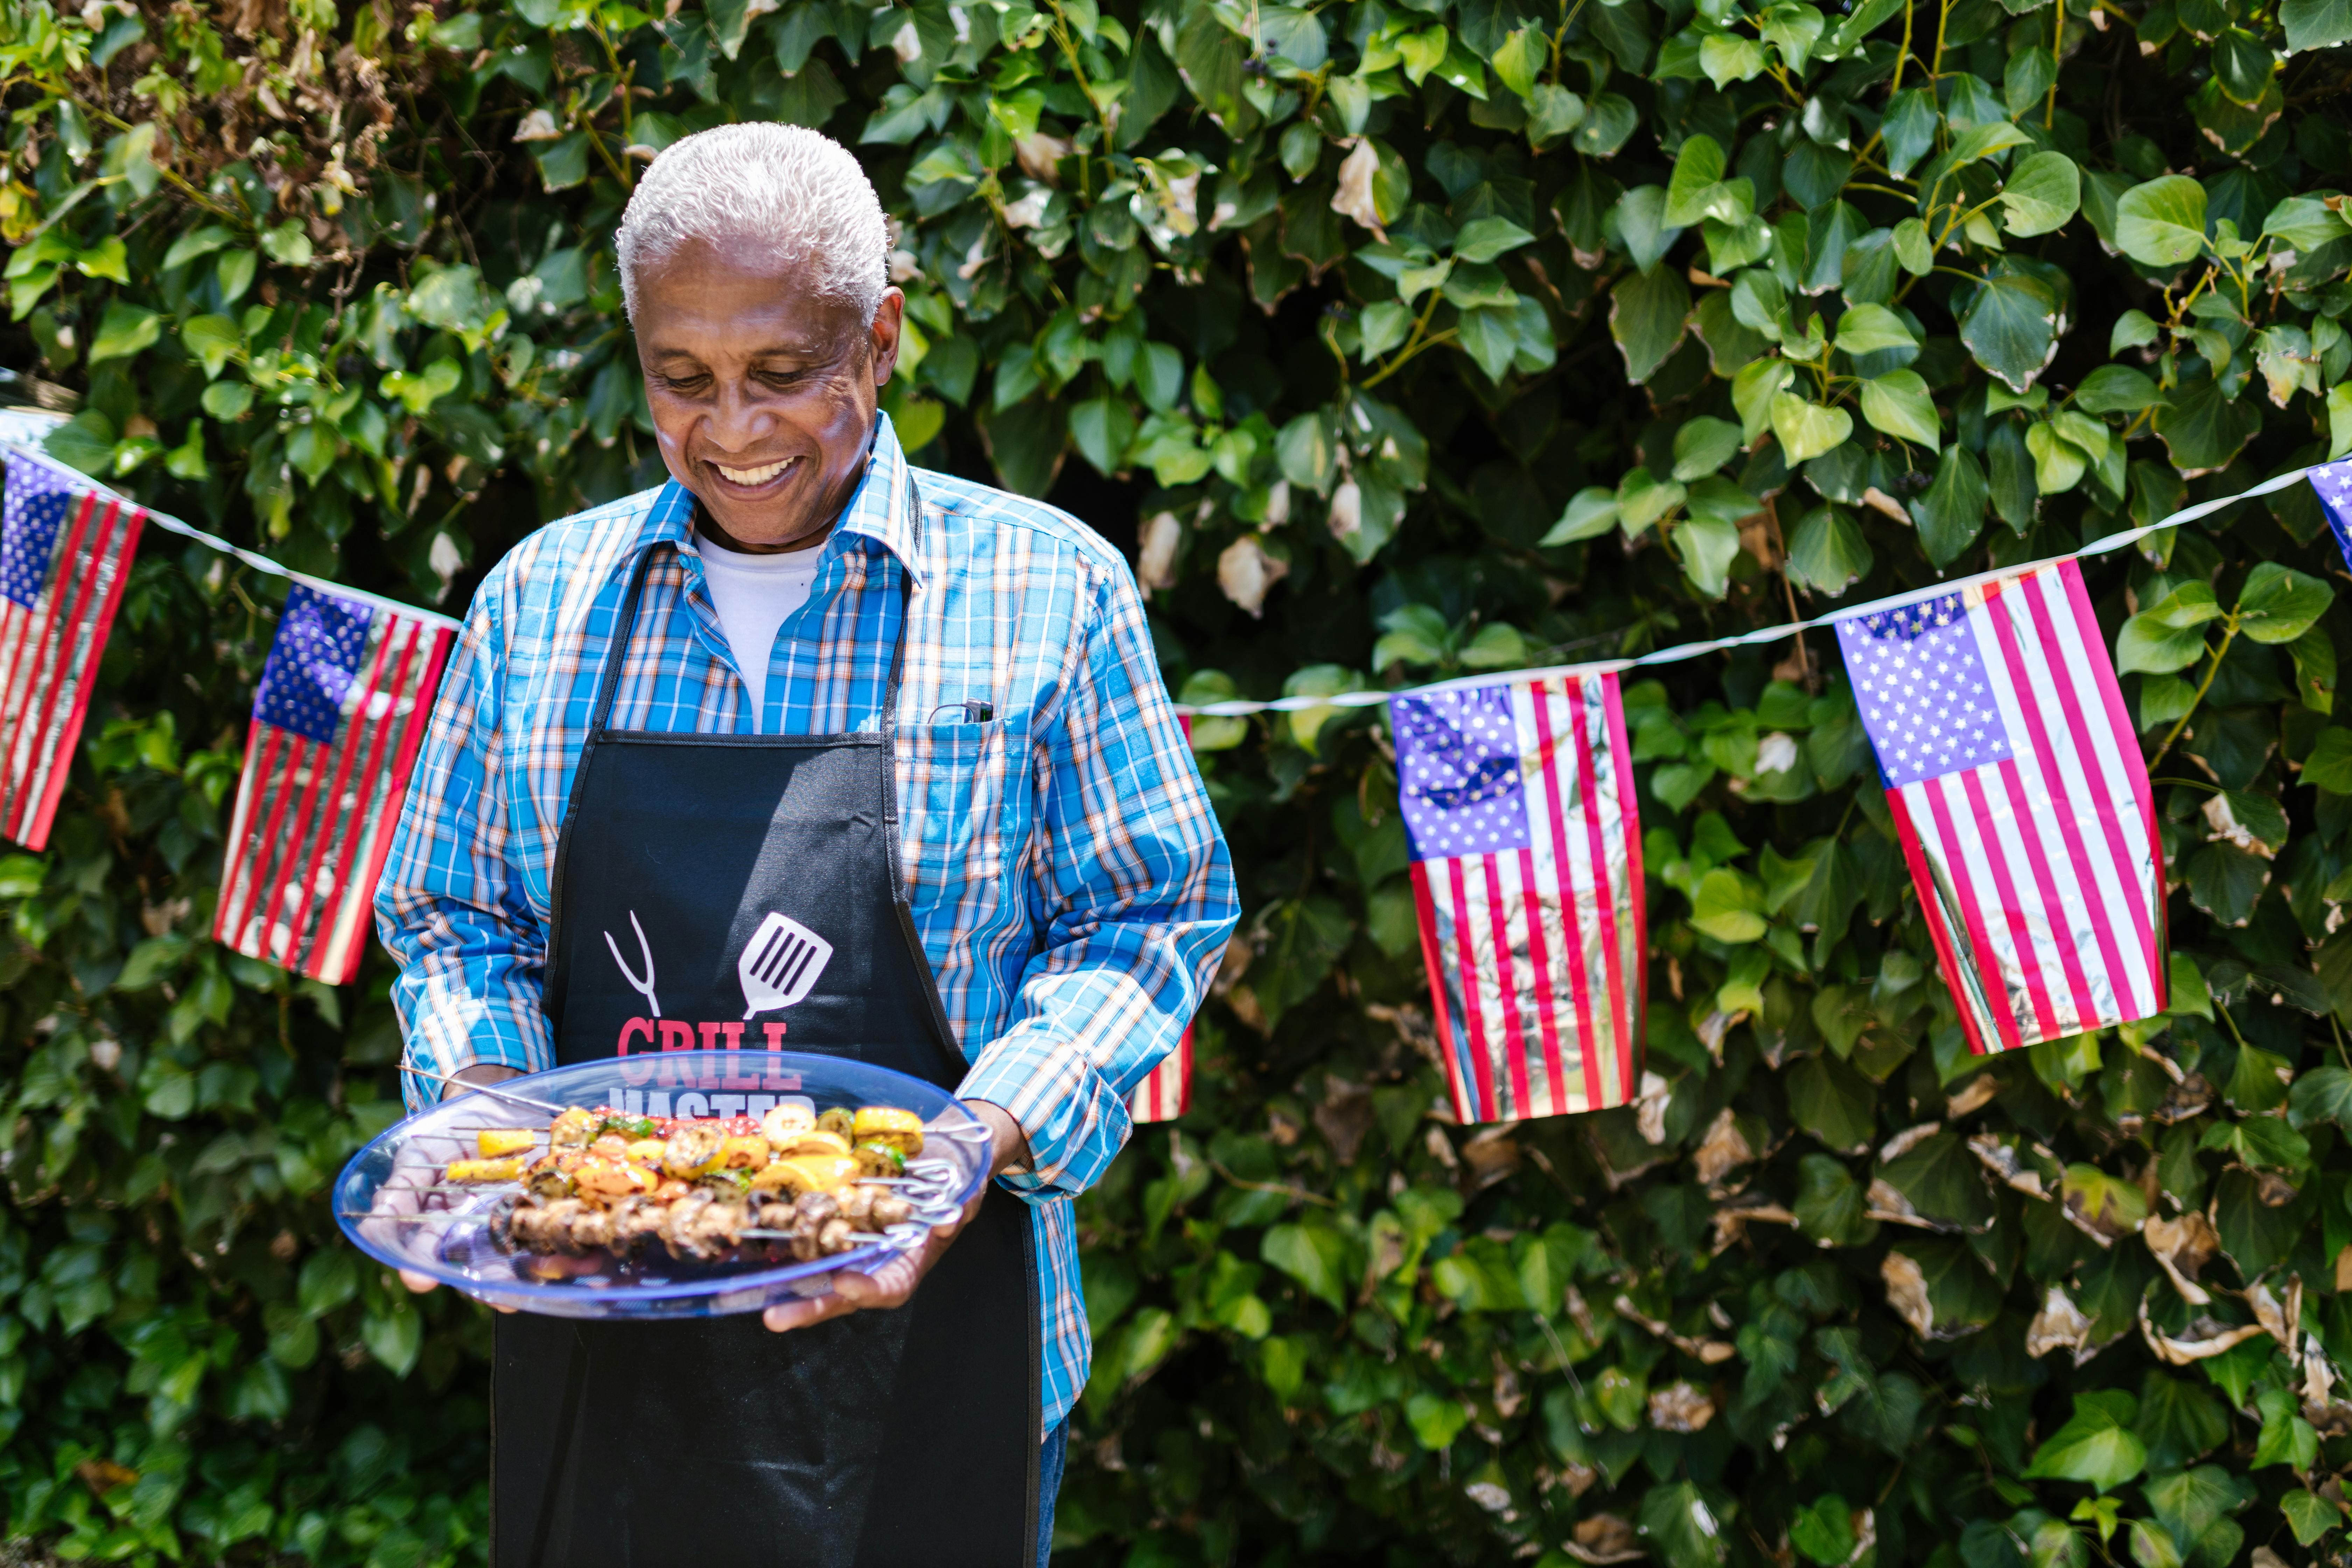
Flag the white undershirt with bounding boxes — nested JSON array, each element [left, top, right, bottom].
[[695, 530, 823, 726]]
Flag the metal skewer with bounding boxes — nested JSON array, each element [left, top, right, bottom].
[[397, 1061, 570, 1114]]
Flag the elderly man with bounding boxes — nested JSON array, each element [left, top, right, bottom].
[[374, 123, 1236, 1567]]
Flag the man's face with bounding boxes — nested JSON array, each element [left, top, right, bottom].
[[633, 236, 903, 552]]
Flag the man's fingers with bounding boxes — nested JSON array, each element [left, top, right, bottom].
[[765, 1291, 856, 1332], [399, 1269, 440, 1294], [762, 1253, 925, 1332]]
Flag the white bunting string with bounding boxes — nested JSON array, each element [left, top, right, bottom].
[[5, 439, 2319, 700], [4, 441, 464, 634], [1174, 464, 2322, 718]]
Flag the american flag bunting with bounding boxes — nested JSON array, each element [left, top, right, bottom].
[[0, 450, 146, 851], [215, 582, 455, 983], [1833, 560, 2165, 1055], [1392, 673, 1644, 1125], [1128, 1024, 1191, 1122], [2310, 457, 2352, 571], [1132, 714, 1196, 1123]]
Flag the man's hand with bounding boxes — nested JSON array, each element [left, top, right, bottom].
[[399, 1064, 526, 1304], [762, 1099, 1028, 1334]]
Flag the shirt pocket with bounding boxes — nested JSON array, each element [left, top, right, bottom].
[[899, 717, 1028, 897]]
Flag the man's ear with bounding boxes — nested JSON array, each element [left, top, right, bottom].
[[868, 288, 907, 388]]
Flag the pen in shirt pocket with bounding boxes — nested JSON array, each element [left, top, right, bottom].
[[926, 700, 995, 723]]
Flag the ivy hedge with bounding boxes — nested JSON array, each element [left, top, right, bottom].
[[8, 0, 2352, 1560]]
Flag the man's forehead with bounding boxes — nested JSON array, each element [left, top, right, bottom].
[[637, 237, 864, 321], [634, 290, 864, 358]]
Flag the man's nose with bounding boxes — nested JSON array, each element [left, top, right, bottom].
[[704, 380, 778, 450]]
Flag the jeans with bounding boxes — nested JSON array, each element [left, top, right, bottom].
[[1038, 1420, 1069, 1567]]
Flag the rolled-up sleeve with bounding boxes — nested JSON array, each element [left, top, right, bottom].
[[955, 559, 1239, 1199], [373, 582, 553, 1110]]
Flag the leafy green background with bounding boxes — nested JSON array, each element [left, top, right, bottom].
[[7, 0, 2352, 1560]]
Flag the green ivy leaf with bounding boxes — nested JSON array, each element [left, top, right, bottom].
[[2074, 365, 2165, 414], [1999, 152, 2082, 236], [1958, 273, 2060, 393], [1785, 504, 1874, 595], [1261, 1222, 1352, 1312], [2024, 1391, 2148, 1493], [1405, 1392, 1470, 1450], [2152, 377, 2262, 475], [1787, 1060, 1878, 1156], [1789, 1497, 1858, 1566], [1639, 1480, 1731, 1568], [1911, 444, 1989, 565], [2134, 1372, 2229, 1470], [1770, 393, 1853, 463], [2115, 176, 2210, 267], [2283, 0, 2352, 52], [2280, 1490, 2344, 1546], [1833, 303, 1918, 356], [1689, 868, 1767, 940], [1877, 1134, 1996, 1230], [2235, 562, 2335, 644], [89, 301, 162, 363], [2253, 1386, 2320, 1470], [1858, 370, 1941, 448], [2116, 583, 2224, 674], [1610, 267, 1692, 383]]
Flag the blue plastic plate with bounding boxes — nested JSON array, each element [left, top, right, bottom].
[[333, 1050, 990, 1319]]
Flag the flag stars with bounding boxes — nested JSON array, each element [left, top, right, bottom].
[[1394, 685, 1536, 860], [1, 451, 83, 611], [1836, 588, 2017, 789], [255, 585, 377, 746]]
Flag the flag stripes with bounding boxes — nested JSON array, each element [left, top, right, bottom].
[[0, 456, 145, 852], [1132, 714, 1197, 1124], [215, 590, 454, 985], [1128, 1026, 1191, 1122]]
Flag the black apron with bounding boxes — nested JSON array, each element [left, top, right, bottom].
[[490, 529, 1041, 1568]]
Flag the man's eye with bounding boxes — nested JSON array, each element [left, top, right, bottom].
[[662, 374, 711, 393]]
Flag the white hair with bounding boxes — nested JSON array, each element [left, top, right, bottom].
[[614, 123, 890, 325]]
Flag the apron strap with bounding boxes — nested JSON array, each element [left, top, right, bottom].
[[546, 466, 926, 1023], [872, 486, 965, 1085]]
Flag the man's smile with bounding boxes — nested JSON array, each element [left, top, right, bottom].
[[708, 456, 800, 491]]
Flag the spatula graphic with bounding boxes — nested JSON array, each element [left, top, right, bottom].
[[738, 911, 834, 1018]]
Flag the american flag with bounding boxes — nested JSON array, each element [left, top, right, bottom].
[[1132, 714, 1196, 1124], [214, 583, 455, 984], [1130, 1024, 1191, 1122], [0, 450, 146, 852], [2312, 457, 2352, 568], [1833, 560, 2165, 1055], [1392, 673, 1644, 1125]]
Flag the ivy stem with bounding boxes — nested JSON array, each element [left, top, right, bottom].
[[1210, 1159, 1338, 1208], [1890, 0, 1916, 93], [1044, 0, 1121, 150], [579, 27, 638, 191], [2044, 0, 2063, 130], [2147, 618, 2240, 773], [1362, 286, 1451, 389], [79, 106, 248, 225]]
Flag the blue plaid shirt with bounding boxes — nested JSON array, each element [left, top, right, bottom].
[[373, 415, 1238, 1435]]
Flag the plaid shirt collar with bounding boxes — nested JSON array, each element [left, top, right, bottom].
[[620, 413, 925, 591]]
